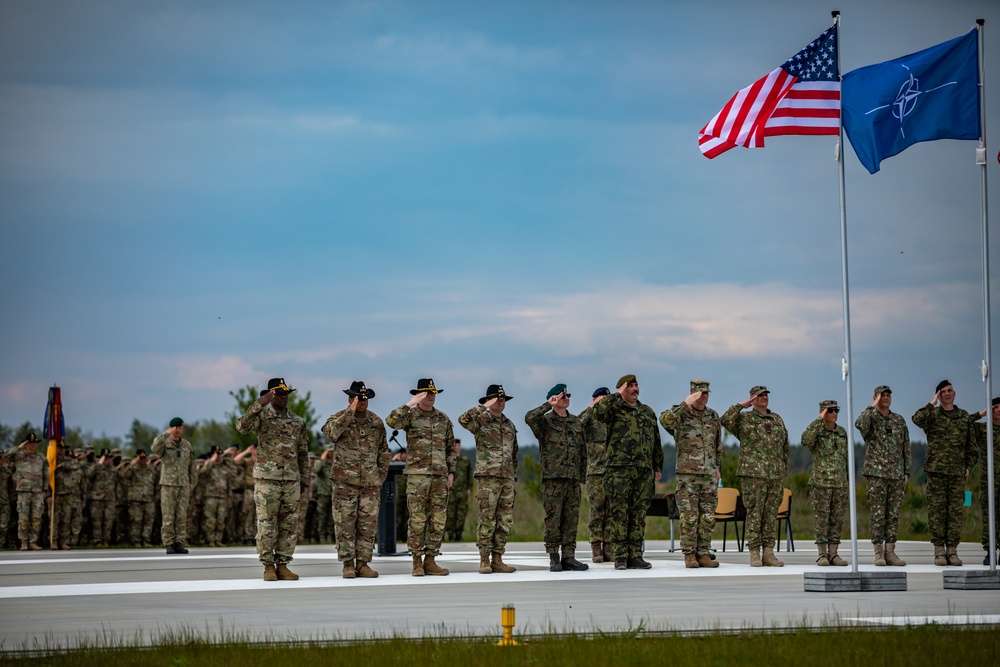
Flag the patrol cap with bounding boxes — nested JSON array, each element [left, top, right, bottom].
[[73, 448, 84, 457], [169, 417, 184, 428], [874, 385, 892, 395], [690, 379, 710, 393], [616, 374, 637, 389], [547, 383, 569, 399], [749, 385, 769, 396], [111, 448, 122, 457], [935, 379, 952, 393], [819, 400, 839, 411], [592, 387, 610, 398]]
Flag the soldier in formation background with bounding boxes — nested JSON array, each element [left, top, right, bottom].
[[151, 417, 195, 554], [579, 387, 611, 563], [4, 434, 49, 550], [445, 438, 471, 541], [801, 400, 849, 567]]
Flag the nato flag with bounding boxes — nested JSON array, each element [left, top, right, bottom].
[[842, 29, 980, 174]]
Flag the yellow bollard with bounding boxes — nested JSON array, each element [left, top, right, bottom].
[[497, 604, 518, 646]]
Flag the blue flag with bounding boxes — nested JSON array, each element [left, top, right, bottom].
[[842, 29, 980, 174]]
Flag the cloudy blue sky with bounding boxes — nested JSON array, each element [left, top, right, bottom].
[[2, 0, 999, 445]]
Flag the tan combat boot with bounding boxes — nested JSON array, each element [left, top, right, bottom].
[[58, 542, 71, 551], [412, 554, 425, 577], [263, 564, 277, 581], [684, 552, 699, 568], [761, 546, 784, 567], [479, 550, 493, 574], [828, 543, 847, 566], [491, 551, 516, 573], [423, 555, 449, 576], [816, 544, 830, 566], [873, 543, 885, 566], [276, 563, 298, 580], [945, 546, 963, 566], [342, 558, 357, 579], [602, 542, 613, 563], [749, 546, 762, 567], [933, 545, 947, 566], [28, 542, 42, 551], [884, 542, 906, 566], [591, 542, 603, 563], [696, 553, 719, 568], [356, 561, 379, 578]]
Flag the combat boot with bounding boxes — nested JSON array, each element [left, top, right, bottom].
[[884, 542, 906, 566], [173, 542, 189, 554], [263, 564, 277, 581], [945, 546, 963, 566], [591, 542, 603, 563], [603, 542, 613, 563], [872, 543, 885, 566], [684, 552, 699, 568], [491, 551, 516, 573], [614, 557, 627, 570], [28, 542, 41, 551], [816, 544, 830, 566], [696, 553, 719, 568], [19, 543, 28, 552], [276, 563, 298, 580], [933, 545, 947, 566], [58, 541, 71, 551], [749, 546, 762, 567], [627, 557, 651, 569], [479, 551, 493, 574], [423, 555, 449, 576], [356, 561, 379, 578], [342, 559, 356, 579], [561, 550, 589, 571], [549, 552, 563, 572], [828, 543, 847, 566], [761, 546, 784, 567], [412, 554, 425, 577]]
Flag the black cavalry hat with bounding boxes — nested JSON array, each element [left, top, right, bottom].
[[267, 378, 295, 394], [479, 384, 513, 405], [344, 381, 375, 400], [410, 378, 442, 395]]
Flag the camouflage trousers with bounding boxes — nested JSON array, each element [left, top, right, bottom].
[[981, 475, 999, 550], [314, 493, 334, 542], [333, 482, 380, 562], [16, 491, 44, 545], [865, 476, 905, 544], [296, 491, 309, 541], [243, 487, 256, 542], [586, 474, 609, 544], [740, 476, 783, 550], [203, 496, 227, 545], [160, 484, 190, 546], [926, 472, 965, 547], [542, 478, 581, 555], [675, 474, 717, 555], [809, 485, 847, 545], [226, 492, 244, 543], [476, 475, 515, 554], [254, 479, 300, 564], [407, 473, 449, 556], [445, 489, 469, 540], [54, 495, 82, 546], [0, 490, 10, 545], [128, 500, 155, 545], [89, 499, 115, 544], [605, 465, 653, 560]]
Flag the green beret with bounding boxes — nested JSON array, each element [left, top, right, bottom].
[[616, 374, 637, 389], [169, 417, 184, 427], [547, 383, 568, 399]]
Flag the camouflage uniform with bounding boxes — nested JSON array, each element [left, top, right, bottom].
[[311, 456, 334, 543], [122, 462, 157, 545], [237, 402, 310, 565], [659, 401, 722, 557], [322, 408, 391, 564], [856, 405, 910, 546], [3, 447, 48, 548], [241, 457, 256, 542], [189, 460, 209, 544], [458, 406, 518, 558], [296, 458, 313, 542], [445, 452, 472, 540], [225, 453, 245, 543], [88, 460, 117, 546], [912, 403, 977, 549], [200, 457, 230, 546], [801, 418, 848, 547], [579, 405, 610, 549], [525, 403, 587, 558], [151, 433, 195, 547], [590, 393, 663, 561], [0, 457, 11, 547], [971, 419, 999, 554], [53, 452, 83, 548], [386, 404, 456, 558], [721, 404, 789, 551]]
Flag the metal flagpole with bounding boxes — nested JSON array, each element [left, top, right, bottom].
[[975, 19, 996, 571], [833, 10, 860, 573]]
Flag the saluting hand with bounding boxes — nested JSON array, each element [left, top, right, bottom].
[[259, 390, 275, 407], [484, 397, 498, 409], [348, 396, 360, 412], [683, 391, 702, 406], [931, 390, 941, 406]]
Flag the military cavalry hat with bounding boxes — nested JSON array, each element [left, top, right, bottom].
[[410, 378, 442, 395], [267, 378, 296, 395], [344, 381, 374, 399], [24, 432, 39, 443], [479, 384, 513, 405]]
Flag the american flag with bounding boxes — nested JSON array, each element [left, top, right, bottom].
[[698, 25, 840, 159]]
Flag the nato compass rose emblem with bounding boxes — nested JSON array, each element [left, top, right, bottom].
[[864, 64, 959, 138]]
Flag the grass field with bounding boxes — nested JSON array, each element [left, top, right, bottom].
[[3, 626, 996, 666]]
